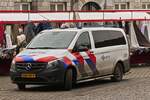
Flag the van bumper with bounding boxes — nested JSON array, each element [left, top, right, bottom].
[[10, 67, 65, 85]]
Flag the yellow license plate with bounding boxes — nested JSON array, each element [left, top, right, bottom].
[[21, 73, 36, 78]]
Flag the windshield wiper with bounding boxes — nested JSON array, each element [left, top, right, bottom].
[[27, 47, 37, 49]]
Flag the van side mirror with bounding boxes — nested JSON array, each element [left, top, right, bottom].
[[78, 45, 88, 52], [73, 43, 89, 52]]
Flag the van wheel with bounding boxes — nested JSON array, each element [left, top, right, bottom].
[[17, 84, 26, 90], [111, 63, 123, 82], [64, 69, 73, 90]]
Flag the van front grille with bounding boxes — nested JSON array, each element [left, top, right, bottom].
[[16, 62, 47, 72]]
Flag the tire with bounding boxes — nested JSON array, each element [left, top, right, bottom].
[[17, 84, 26, 90], [64, 69, 73, 90], [111, 63, 123, 82]]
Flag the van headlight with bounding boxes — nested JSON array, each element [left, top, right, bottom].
[[47, 60, 59, 69], [10, 60, 16, 72]]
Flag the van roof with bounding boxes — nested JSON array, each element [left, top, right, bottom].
[[42, 27, 124, 33]]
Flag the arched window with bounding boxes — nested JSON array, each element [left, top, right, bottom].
[[82, 2, 101, 11]]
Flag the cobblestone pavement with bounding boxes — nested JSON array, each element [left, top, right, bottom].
[[1, 67, 150, 100]]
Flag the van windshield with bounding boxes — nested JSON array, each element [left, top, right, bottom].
[[27, 31, 77, 49]]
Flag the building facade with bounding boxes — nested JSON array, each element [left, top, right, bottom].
[[0, 0, 150, 11], [113, 0, 150, 10]]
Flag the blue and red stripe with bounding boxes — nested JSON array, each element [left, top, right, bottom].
[[15, 55, 34, 62], [85, 51, 97, 71]]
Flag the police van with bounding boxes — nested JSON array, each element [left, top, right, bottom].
[[10, 27, 130, 90]]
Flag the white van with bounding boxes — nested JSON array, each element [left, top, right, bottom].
[[10, 27, 130, 90]]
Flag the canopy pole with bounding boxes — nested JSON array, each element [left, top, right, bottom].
[[28, 10, 30, 22]]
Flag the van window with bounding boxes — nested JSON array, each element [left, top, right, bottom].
[[92, 30, 126, 48], [74, 32, 91, 51], [27, 31, 77, 49]]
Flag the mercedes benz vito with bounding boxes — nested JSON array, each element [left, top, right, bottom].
[[10, 27, 130, 90]]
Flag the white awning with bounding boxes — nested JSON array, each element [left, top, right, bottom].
[[0, 10, 150, 23]]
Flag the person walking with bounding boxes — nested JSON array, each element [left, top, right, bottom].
[[16, 26, 26, 54]]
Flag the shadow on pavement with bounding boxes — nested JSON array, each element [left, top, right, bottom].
[[131, 64, 150, 68], [14, 78, 129, 92]]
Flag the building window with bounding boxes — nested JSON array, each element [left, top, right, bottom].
[[148, 4, 150, 9], [50, 3, 66, 11], [115, 4, 119, 9], [142, 3, 150, 9], [19, 3, 31, 10], [114, 3, 129, 9], [57, 4, 64, 11], [82, 2, 101, 11], [120, 4, 126, 9], [142, 4, 146, 9], [50, 4, 55, 11]]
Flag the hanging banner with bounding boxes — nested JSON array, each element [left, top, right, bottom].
[[0, 22, 4, 46], [5, 33, 13, 49], [130, 22, 140, 48]]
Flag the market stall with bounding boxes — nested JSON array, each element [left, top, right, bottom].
[[1, 10, 150, 75]]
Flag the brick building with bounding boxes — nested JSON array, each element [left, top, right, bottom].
[[0, 0, 150, 11]]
